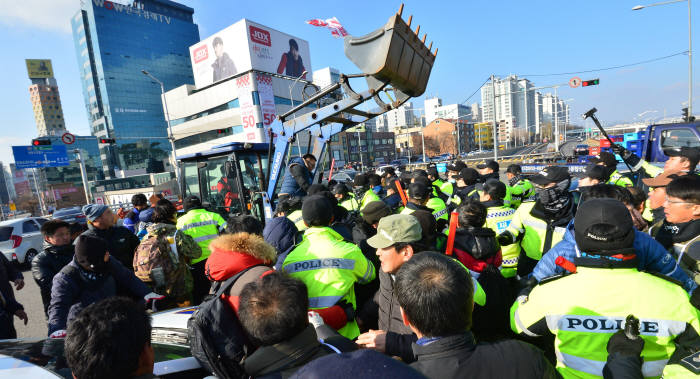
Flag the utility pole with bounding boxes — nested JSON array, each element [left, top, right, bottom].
[[491, 75, 498, 160], [75, 149, 91, 204], [31, 168, 45, 216]]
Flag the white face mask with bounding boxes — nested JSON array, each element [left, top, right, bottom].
[[448, 178, 456, 184]]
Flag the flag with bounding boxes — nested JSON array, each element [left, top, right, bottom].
[[306, 17, 348, 38]]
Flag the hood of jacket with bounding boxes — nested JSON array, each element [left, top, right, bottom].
[[263, 217, 299, 256], [454, 227, 499, 260], [206, 232, 276, 281], [243, 325, 324, 376]]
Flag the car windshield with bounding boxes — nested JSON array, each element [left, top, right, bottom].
[[0, 338, 197, 378], [0, 226, 12, 242]]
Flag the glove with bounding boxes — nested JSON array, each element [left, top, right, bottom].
[[497, 232, 513, 246], [611, 143, 641, 167], [607, 329, 644, 357], [50, 330, 67, 339], [336, 299, 355, 322], [308, 311, 325, 328]]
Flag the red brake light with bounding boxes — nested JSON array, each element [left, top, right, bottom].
[[10, 235, 22, 249]]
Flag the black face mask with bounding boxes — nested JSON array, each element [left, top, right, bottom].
[[536, 179, 571, 213]]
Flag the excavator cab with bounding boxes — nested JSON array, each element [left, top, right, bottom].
[[179, 143, 269, 220]]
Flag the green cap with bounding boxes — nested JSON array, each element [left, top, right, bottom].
[[367, 214, 422, 249]]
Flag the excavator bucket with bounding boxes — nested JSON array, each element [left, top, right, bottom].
[[343, 4, 436, 104]]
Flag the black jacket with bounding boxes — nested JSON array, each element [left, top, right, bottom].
[[31, 243, 74, 316], [81, 224, 140, 270], [243, 325, 347, 378], [0, 253, 23, 315], [410, 332, 559, 379], [376, 269, 418, 362]]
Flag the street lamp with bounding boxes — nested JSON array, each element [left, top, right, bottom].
[[141, 69, 181, 191], [633, 0, 692, 117]]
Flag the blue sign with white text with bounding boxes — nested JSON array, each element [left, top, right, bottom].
[[12, 145, 70, 169]]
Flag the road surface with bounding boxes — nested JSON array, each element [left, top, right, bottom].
[[13, 266, 48, 338]]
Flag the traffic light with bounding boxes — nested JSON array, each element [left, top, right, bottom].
[[99, 138, 116, 144], [682, 108, 689, 122], [32, 138, 51, 146], [582, 78, 600, 87]]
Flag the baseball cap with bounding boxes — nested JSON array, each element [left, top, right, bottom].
[[529, 166, 571, 186], [575, 164, 610, 182], [367, 214, 422, 249], [362, 201, 391, 225], [455, 167, 480, 182], [589, 151, 618, 168], [408, 182, 431, 201], [664, 146, 700, 167], [447, 160, 467, 172], [574, 198, 635, 255], [505, 164, 522, 175], [302, 195, 333, 226], [641, 170, 686, 188], [476, 160, 499, 172]]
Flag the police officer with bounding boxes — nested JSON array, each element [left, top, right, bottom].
[[353, 174, 381, 212], [282, 195, 376, 339], [447, 167, 481, 210], [332, 183, 359, 212], [427, 166, 453, 197], [480, 179, 519, 279], [176, 196, 227, 304], [590, 151, 633, 187], [411, 177, 448, 230], [499, 166, 575, 277], [476, 160, 500, 182], [511, 198, 700, 378], [505, 164, 535, 209]]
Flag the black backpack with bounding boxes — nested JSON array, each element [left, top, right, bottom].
[[187, 266, 260, 379]]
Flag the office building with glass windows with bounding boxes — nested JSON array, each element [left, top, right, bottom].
[[71, 0, 199, 178]]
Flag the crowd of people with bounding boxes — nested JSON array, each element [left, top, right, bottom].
[[1, 143, 700, 378]]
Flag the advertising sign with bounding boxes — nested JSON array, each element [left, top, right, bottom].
[[25, 59, 54, 78], [256, 72, 276, 126], [189, 19, 312, 89], [12, 145, 70, 169]]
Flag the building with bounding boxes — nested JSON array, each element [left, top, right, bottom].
[[471, 102, 482, 122], [72, 0, 200, 178], [423, 118, 475, 156], [26, 59, 68, 137], [1, 164, 16, 201], [376, 102, 418, 133], [0, 163, 10, 205], [164, 18, 321, 157], [474, 122, 494, 150], [424, 97, 442, 124]]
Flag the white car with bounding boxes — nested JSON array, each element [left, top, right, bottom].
[[0, 217, 49, 267]]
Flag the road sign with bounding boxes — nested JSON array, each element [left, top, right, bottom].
[[62, 132, 75, 145], [12, 145, 70, 169], [569, 77, 582, 88]]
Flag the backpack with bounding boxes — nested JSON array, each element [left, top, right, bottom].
[[132, 230, 180, 295], [187, 266, 260, 379]]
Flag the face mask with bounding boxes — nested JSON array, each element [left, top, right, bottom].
[[448, 178, 456, 184], [536, 179, 571, 213]]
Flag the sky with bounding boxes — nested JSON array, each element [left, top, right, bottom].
[[0, 0, 697, 166]]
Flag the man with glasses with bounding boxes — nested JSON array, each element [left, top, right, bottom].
[[651, 175, 700, 284]]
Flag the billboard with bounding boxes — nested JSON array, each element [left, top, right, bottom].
[[25, 59, 54, 78], [12, 145, 70, 169], [190, 19, 312, 89]]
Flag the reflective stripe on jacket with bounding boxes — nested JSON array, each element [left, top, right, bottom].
[[282, 226, 376, 339], [511, 266, 700, 378], [176, 209, 227, 263], [484, 205, 519, 278]]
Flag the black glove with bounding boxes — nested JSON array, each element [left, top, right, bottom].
[[611, 143, 641, 167], [497, 232, 513, 246], [607, 329, 645, 357], [336, 299, 355, 322]]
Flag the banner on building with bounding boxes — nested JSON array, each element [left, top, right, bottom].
[[256, 73, 276, 127], [25, 59, 54, 78], [189, 19, 312, 89]]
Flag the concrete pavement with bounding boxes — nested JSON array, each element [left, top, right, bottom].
[[13, 267, 48, 338]]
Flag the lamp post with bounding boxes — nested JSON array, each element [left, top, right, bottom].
[[633, 0, 692, 117], [141, 70, 181, 191]]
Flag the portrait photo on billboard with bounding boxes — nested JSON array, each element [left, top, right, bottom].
[[247, 20, 312, 81], [189, 21, 251, 89]]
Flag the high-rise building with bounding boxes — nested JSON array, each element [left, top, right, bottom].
[[424, 97, 442, 124], [26, 59, 68, 137], [71, 0, 200, 178], [435, 103, 471, 122], [471, 102, 481, 122]]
